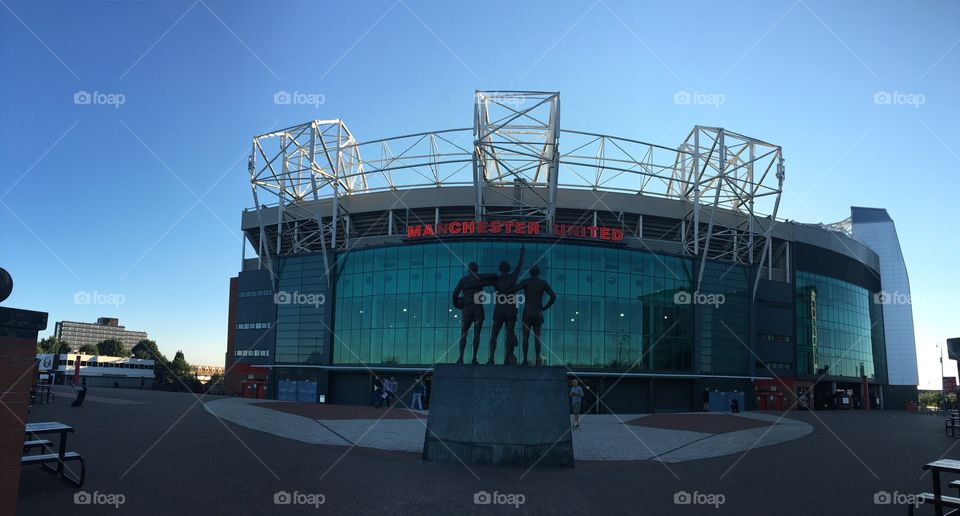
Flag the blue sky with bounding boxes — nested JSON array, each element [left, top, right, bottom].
[[0, 0, 957, 387]]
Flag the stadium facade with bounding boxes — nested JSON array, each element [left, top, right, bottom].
[[225, 91, 918, 412]]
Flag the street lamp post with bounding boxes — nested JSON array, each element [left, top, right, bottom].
[[940, 343, 946, 410]]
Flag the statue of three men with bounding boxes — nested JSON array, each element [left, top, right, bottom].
[[452, 245, 556, 366]]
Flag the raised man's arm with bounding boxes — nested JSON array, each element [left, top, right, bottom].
[[542, 282, 557, 311], [509, 246, 526, 283]]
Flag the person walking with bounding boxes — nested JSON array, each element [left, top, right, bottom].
[[730, 396, 740, 414], [70, 378, 88, 407], [423, 376, 431, 410], [385, 376, 398, 407], [569, 379, 584, 428], [374, 377, 386, 408], [412, 378, 425, 410], [702, 388, 711, 411]]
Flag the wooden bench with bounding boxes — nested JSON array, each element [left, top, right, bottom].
[[22, 439, 51, 454], [21, 452, 85, 487]]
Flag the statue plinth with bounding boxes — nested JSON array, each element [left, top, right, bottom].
[[422, 364, 574, 467]]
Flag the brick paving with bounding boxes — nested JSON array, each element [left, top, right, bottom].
[[14, 385, 959, 515]]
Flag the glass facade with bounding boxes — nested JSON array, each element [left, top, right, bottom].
[[795, 271, 887, 380], [332, 241, 694, 370], [696, 261, 752, 375], [275, 255, 332, 364]]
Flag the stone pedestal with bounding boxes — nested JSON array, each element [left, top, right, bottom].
[[422, 364, 573, 467], [0, 306, 47, 515]]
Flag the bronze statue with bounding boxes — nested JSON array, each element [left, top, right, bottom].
[[452, 262, 496, 364], [512, 265, 556, 366], [481, 246, 525, 364]]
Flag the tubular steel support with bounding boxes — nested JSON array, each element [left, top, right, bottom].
[[244, 92, 784, 297]]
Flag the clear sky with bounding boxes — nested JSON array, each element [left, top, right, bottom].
[[1, 0, 957, 386]]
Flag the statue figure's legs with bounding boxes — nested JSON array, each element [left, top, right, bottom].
[[504, 318, 518, 365], [488, 318, 505, 365], [456, 317, 471, 364], [520, 320, 532, 366], [521, 313, 545, 366], [532, 322, 544, 366], [470, 318, 483, 364], [458, 306, 485, 364]]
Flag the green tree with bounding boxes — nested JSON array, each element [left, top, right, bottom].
[[96, 339, 127, 357], [170, 350, 191, 376], [37, 336, 69, 354], [920, 391, 958, 410], [78, 343, 99, 355], [130, 339, 170, 389], [131, 339, 165, 361], [166, 350, 202, 393]]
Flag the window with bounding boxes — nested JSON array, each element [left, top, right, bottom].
[[327, 242, 694, 370], [235, 349, 270, 357], [795, 271, 886, 380], [238, 289, 273, 298], [236, 322, 273, 330]]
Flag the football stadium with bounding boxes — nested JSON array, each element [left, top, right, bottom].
[[225, 91, 918, 412]]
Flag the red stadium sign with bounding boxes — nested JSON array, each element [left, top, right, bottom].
[[405, 220, 624, 241]]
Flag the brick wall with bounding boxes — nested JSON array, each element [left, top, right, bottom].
[[0, 306, 47, 515]]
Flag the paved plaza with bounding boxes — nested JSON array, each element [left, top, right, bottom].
[[204, 398, 813, 462], [15, 386, 957, 515]]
